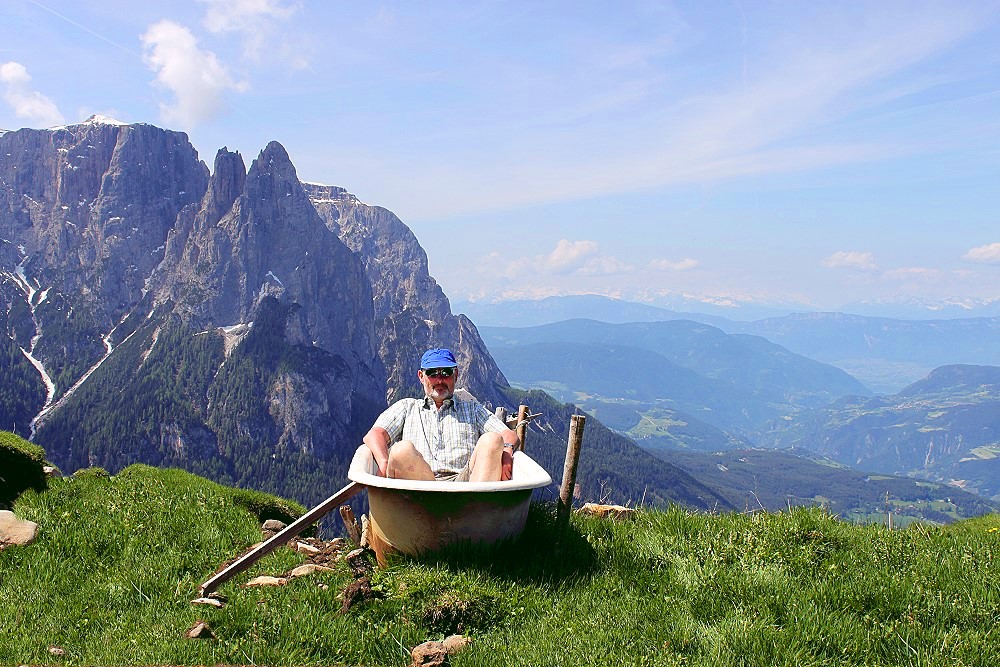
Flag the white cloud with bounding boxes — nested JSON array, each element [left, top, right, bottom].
[[141, 21, 248, 127], [823, 251, 878, 271], [962, 242, 1000, 265], [543, 239, 600, 275], [200, 0, 305, 65], [481, 239, 632, 279], [648, 258, 699, 272], [0, 61, 64, 127]]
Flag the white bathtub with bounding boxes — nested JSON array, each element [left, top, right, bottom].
[[347, 444, 552, 563]]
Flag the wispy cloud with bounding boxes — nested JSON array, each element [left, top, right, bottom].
[[200, 0, 307, 67], [962, 242, 1000, 264], [141, 21, 248, 127], [649, 258, 699, 272], [882, 267, 943, 281], [0, 61, 64, 127], [482, 239, 632, 280], [823, 251, 878, 271]]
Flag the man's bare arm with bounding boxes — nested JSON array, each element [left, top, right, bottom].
[[363, 426, 391, 476]]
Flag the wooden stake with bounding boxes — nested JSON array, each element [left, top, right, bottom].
[[516, 404, 530, 452], [557, 414, 586, 532], [198, 481, 364, 596]]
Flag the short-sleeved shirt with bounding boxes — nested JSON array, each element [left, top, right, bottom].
[[374, 395, 509, 474]]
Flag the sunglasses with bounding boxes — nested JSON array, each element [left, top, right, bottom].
[[422, 367, 455, 378]]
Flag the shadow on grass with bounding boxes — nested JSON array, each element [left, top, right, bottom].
[[404, 502, 599, 585]]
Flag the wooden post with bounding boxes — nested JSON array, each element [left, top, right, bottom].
[[516, 404, 530, 452], [557, 414, 586, 532], [198, 480, 364, 595], [494, 406, 508, 425]]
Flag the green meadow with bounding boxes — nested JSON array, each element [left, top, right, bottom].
[[1, 463, 998, 666]]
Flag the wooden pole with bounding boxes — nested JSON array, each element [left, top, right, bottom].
[[516, 404, 530, 452], [198, 480, 364, 596], [557, 414, 586, 532]]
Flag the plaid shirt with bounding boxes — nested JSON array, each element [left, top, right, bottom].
[[374, 395, 508, 473]]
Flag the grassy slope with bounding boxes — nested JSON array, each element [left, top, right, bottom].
[[1, 466, 997, 666]]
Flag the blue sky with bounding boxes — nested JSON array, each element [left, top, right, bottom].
[[2, 1, 999, 310]]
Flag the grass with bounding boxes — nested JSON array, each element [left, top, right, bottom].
[[1, 465, 998, 666]]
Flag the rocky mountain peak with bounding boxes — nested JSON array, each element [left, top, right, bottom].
[[204, 148, 246, 223]]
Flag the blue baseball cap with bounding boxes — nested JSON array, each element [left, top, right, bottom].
[[421, 348, 457, 369]]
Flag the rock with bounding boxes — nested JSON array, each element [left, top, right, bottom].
[[244, 575, 288, 588], [577, 503, 637, 520], [295, 541, 320, 555], [47, 645, 67, 656], [442, 635, 472, 654], [0, 510, 39, 549], [409, 640, 449, 666], [328, 537, 347, 551], [288, 563, 334, 578], [185, 621, 215, 639], [43, 465, 62, 478], [261, 519, 287, 532], [191, 597, 225, 608]]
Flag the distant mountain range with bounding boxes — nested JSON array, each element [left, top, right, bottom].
[[461, 294, 1000, 393], [651, 447, 998, 524], [767, 365, 1000, 501], [480, 319, 870, 442]]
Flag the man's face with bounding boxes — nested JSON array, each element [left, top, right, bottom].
[[419, 367, 456, 404]]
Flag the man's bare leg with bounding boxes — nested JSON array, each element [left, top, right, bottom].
[[386, 440, 435, 480], [467, 432, 505, 482]]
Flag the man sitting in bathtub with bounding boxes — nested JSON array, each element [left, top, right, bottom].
[[363, 348, 518, 482]]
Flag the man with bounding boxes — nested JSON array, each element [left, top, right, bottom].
[[363, 348, 517, 481]]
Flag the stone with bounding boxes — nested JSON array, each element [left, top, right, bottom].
[[244, 575, 288, 588], [295, 541, 320, 555], [442, 635, 472, 654], [577, 503, 637, 520], [185, 621, 215, 639], [0, 510, 39, 548], [410, 640, 449, 666], [191, 597, 225, 608], [47, 645, 67, 656], [43, 465, 62, 478], [261, 519, 287, 532], [288, 563, 334, 578]]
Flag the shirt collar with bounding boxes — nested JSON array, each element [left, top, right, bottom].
[[422, 396, 454, 410]]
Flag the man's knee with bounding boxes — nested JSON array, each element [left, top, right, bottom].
[[388, 440, 419, 464], [475, 431, 504, 453]]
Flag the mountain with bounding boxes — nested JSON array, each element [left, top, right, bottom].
[[304, 184, 508, 409], [0, 118, 510, 506], [480, 319, 870, 441], [454, 295, 731, 328], [767, 365, 1000, 501], [460, 295, 1000, 394], [489, 340, 755, 450], [839, 296, 1000, 320], [724, 312, 1000, 393], [1, 117, 730, 513], [651, 447, 998, 524], [500, 388, 734, 511]]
